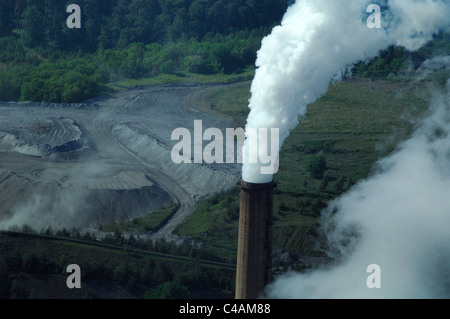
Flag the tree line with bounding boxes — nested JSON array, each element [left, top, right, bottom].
[[0, 0, 288, 103], [0, 0, 287, 49], [0, 227, 235, 299], [0, 242, 234, 299], [1, 1, 446, 103], [353, 32, 450, 79]]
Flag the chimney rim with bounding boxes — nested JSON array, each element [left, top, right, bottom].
[[238, 179, 277, 190]]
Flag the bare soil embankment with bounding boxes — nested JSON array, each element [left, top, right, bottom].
[[0, 85, 241, 241]]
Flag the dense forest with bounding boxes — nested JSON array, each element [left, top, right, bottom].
[[0, 0, 448, 102], [0, 229, 235, 298], [0, 0, 288, 47], [0, 0, 287, 102]]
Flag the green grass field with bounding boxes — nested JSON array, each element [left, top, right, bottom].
[[174, 76, 430, 259], [107, 68, 256, 93], [100, 204, 178, 233]]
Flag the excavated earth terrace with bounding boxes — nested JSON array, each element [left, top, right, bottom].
[[0, 85, 241, 241]]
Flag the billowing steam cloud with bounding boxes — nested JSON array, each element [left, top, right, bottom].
[[242, 0, 450, 183], [267, 67, 450, 298], [241, 0, 450, 298], [0, 162, 106, 231]]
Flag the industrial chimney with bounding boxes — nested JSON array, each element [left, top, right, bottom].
[[235, 180, 276, 299]]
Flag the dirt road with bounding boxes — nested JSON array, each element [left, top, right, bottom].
[[0, 85, 241, 241]]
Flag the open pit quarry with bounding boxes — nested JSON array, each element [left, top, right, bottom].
[[0, 85, 241, 242]]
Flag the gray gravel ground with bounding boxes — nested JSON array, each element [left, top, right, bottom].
[[0, 85, 241, 242]]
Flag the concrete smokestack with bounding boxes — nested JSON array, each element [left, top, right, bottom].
[[235, 180, 276, 299]]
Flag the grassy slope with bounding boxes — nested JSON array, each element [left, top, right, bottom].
[[174, 76, 430, 259], [100, 204, 178, 233], [106, 68, 256, 93]]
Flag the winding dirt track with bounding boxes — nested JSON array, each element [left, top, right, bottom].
[[87, 90, 196, 242], [0, 85, 240, 242]]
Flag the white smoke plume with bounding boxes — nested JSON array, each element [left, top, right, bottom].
[[242, 0, 450, 183], [241, 0, 450, 298], [0, 161, 104, 231], [267, 71, 450, 298]]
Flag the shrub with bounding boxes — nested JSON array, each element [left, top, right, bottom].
[[307, 152, 327, 179], [0, 74, 20, 101], [184, 55, 221, 74], [143, 281, 191, 299]]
